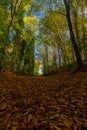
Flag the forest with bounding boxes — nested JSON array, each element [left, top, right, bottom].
[[0, 0, 87, 130], [0, 0, 87, 75]]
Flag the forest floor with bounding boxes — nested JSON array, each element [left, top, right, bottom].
[[0, 71, 87, 130]]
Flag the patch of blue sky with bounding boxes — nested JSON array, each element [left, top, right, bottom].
[[33, 11, 45, 18], [9, 30, 16, 42]]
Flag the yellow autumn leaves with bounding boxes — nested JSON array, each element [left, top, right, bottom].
[[23, 4, 31, 11], [23, 16, 39, 30], [23, 16, 37, 24]]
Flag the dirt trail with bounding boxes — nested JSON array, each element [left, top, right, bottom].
[[0, 71, 87, 130]]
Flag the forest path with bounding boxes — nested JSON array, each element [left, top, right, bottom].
[[0, 71, 87, 130]]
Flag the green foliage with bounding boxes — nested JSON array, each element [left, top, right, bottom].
[[59, 62, 77, 72]]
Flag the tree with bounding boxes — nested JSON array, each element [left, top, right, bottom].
[[63, 0, 83, 69], [0, 0, 10, 71], [0, 0, 37, 74], [71, 0, 87, 61], [8, 0, 32, 36]]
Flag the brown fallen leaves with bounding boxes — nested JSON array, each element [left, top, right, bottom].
[[0, 71, 87, 130]]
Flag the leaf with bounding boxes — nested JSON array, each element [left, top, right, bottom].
[[50, 123, 62, 130], [53, 125, 62, 130], [0, 102, 7, 111], [84, 119, 87, 127], [32, 117, 39, 126], [49, 114, 59, 120], [28, 124, 34, 129], [63, 120, 72, 128], [12, 126, 17, 130], [28, 114, 33, 123]]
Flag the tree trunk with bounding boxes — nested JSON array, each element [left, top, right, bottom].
[[0, 47, 6, 71], [63, 0, 83, 69]]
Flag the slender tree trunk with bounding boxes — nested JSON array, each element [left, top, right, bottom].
[[73, 5, 80, 44], [8, 0, 19, 36], [53, 47, 57, 71], [0, 47, 6, 71], [9, 44, 16, 72], [63, 0, 83, 69], [57, 47, 61, 68]]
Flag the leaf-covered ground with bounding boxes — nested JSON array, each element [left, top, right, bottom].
[[0, 71, 87, 130]]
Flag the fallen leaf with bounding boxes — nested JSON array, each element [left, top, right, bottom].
[[0, 102, 7, 111], [32, 117, 39, 126], [49, 114, 59, 120], [28, 124, 34, 129], [12, 126, 17, 130], [63, 119, 73, 128], [28, 114, 33, 122]]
